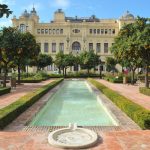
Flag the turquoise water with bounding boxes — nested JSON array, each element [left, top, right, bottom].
[[29, 80, 117, 126]]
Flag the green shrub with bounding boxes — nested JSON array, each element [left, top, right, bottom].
[[0, 78, 63, 129], [88, 78, 150, 129], [0, 87, 11, 96], [139, 87, 150, 96]]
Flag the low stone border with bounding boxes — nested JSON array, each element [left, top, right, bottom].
[[4, 79, 140, 132]]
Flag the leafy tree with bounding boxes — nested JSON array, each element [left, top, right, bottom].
[[79, 50, 99, 76], [0, 4, 12, 18], [54, 51, 65, 74], [111, 23, 142, 84], [105, 57, 117, 73], [13, 32, 40, 84], [29, 53, 53, 71], [62, 53, 76, 77], [135, 17, 150, 88], [0, 27, 18, 87]]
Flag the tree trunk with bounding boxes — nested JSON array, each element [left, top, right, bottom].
[[58, 67, 61, 74], [17, 64, 21, 85], [27, 65, 29, 77], [87, 69, 90, 77], [99, 66, 102, 79], [3, 65, 8, 87], [65, 68, 67, 77], [131, 68, 135, 85], [145, 64, 149, 88], [63, 67, 64, 76]]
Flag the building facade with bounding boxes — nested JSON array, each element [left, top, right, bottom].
[[12, 8, 135, 72]]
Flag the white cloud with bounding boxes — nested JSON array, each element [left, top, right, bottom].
[[51, 0, 70, 9], [0, 0, 16, 6]]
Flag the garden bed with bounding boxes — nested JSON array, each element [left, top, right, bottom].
[[0, 87, 11, 96], [0, 78, 63, 129], [139, 87, 150, 96], [88, 78, 150, 129]]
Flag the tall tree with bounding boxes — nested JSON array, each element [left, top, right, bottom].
[[136, 17, 150, 88], [111, 23, 142, 84], [62, 53, 76, 77], [29, 53, 53, 71], [105, 57, 117, 73], [0, 27, 18, 87], [54, 51, 65, 74], [0, 4, 12, 18], [13, 32, 40, 84], [79, 50, 99, 76]]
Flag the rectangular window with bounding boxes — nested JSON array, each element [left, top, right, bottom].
[[89, 29, 92, 34], [105, 29, 108, 34], [45, 29, 48, 34], [37, 29, 40, 34], [89, 43, 93, 51], [101, 29, 104, 34], [56, 29, 59, 34], [52, 43, 56, 53], [109, 29, 111, 34], [59, 43, 64, 52], [96, 43, 101, 53], [44, 43, 49, 53], [104, 43, 108, 53], [47, 65, 52, 71], [49, 29, 52, 34], [112, 29, 115, 34], [41, 29, 44, 34], [94, 29, 96, 34], [97, 29, 100, 34], [60, 29, 63, 34]]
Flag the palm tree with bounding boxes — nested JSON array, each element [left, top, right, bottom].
[[0, 4, 12, 18]]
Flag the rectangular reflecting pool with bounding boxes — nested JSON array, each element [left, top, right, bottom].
[[29, 80, 117, 126]]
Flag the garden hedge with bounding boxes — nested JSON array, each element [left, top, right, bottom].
[[0, 78, 63, 129], [88, 78, 150, 129], [0, 87, 11, 96], [139, 87, 150, 96]]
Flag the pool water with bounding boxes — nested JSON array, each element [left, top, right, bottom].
[[29, 80, 117, 126]]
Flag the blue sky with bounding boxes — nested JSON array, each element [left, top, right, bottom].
[[0, 0, 150, 27]]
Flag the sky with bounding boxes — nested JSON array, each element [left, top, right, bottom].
[[0, 0, 150, 27]]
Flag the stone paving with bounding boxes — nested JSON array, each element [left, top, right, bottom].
[[97, 79, 150, 110], [0, 130, 149, 150], [0, 79, 54, 109]]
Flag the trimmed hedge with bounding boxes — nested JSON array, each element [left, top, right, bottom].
[[104, 76, 123, 83], [20, 79, 42, 83], [0, 87, 11, 96], [88, 78, 150, 129], [139, 87, 150, 96], [0, 78, 63, 129]]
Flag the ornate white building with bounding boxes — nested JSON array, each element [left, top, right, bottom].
[[12, 8, 135, 72]]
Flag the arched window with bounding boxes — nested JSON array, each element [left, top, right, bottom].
[[20, 24, 26, 33], [72, 42, 81, 51]]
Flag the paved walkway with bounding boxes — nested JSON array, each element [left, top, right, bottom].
[[0, 130, 149, 150], [97, 79, 150, 110], [0, 79, 54, 109]]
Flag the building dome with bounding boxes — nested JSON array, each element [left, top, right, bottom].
[[30, 7, 37, 15], [22, 10, 30, 17], [121, 11, 134, 19]]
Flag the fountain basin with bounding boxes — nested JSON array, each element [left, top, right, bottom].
[[48, 127, 98, 149]]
